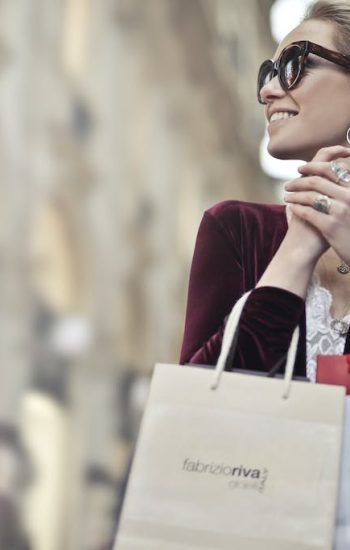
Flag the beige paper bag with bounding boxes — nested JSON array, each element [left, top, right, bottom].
[[114, 293, 345, 550]]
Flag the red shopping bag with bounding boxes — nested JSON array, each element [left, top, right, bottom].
[[317, 355, 350, 395]]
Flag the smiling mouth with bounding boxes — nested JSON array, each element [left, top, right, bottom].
[[269, 112, 297, 123]]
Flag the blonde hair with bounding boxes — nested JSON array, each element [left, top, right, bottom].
[[303, 1, 350, 56]]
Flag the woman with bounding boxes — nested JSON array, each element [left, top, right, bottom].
[[180, 0, 350, 381]]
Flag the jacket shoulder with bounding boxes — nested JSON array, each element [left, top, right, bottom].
[[204, 200, 286, 235], [206, 199, 285, 221]]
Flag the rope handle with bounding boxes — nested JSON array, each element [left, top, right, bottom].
[[210, 291, 300, 399]]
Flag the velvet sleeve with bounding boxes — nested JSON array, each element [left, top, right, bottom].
[[179, 206, 305, 372]]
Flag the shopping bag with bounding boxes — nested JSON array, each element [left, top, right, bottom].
[[317, 354, 350, 394], [113, 292, 345, 550]]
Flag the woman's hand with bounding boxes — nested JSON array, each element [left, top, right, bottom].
[[257, 146, 350, 298], [284, 145, 350, 264]]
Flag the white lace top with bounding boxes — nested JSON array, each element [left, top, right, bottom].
[[305, 276, 350, 382]]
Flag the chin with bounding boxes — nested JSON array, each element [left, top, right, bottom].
[[267, 142, 312, 162]]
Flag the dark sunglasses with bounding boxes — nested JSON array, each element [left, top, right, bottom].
[[257, 40, 350, 104]]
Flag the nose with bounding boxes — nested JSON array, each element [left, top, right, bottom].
[[259, 75, 285, 105]]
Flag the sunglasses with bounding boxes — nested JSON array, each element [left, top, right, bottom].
[[257, 40, 350, 104]]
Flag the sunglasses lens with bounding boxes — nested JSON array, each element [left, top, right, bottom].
[[280, 45, 303, 89], [257, 60, 274, 103], [257, 44, 304, 103]]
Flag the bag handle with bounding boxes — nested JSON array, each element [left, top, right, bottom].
[[210, 291, 300, 399]]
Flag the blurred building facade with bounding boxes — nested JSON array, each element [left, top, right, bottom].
[[0, 0, 278, 548]]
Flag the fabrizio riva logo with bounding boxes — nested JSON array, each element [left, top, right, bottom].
[[182, 458, 269, 493]]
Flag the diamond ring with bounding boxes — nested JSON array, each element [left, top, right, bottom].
[[330, 160, 350, 185]]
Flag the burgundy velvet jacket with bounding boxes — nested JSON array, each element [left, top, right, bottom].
[[180, 200, 350, 376]]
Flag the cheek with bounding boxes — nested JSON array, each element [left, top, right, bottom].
[[299, 77, 350, 122], [299, 91, 350, 136]]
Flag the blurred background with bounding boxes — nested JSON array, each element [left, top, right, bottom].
[[0, 0, 312, 548]]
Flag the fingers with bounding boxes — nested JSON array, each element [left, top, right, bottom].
[[285, 183, 350, 241], [286, 192, 344, 223], [304, 146, 350, 183], [312, 145, 350, 162], [285, 190, 330, 209], [287, 203, 330, 234], [298, 162, 335, 183], [288, 200, 349, 250], [298, 159, 350, 185], [287, 146, 350, 264], [298, 146, 350, 183], [285, 175, 347, 201]]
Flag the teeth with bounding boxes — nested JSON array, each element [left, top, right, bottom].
[[270, 112, 296, 122]]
